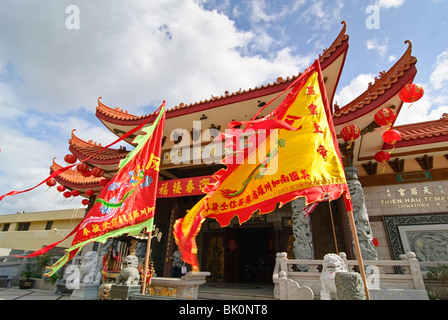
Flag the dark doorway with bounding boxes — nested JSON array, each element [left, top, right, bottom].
[[224, 225, 273, 283], [310, 198, 354, 259]]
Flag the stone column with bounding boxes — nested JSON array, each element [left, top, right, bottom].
[[291, 198, 314, 271], [345, 167, 378, 260]]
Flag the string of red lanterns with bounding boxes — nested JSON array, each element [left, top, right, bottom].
[[53, 152, 108, 206], [339, 83, 423, 174]]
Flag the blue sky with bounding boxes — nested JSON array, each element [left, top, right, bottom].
[[0, 0, 447, 214]]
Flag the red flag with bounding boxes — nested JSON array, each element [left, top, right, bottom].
[[17, 103, 166, 277]]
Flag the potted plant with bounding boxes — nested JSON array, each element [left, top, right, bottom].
[[19, 263, 35, 289]]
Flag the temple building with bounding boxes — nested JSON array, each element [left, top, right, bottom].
[[6, 22, 446, 284]]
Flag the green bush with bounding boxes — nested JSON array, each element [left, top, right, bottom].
[[427, 264, 448, 290]]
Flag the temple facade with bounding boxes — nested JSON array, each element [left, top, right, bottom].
[[4, 22, 446, 283]]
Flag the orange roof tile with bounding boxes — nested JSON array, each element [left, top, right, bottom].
[[397, 116, 448, 141], [68, 129, 128, 162], [50, 158, 104, 189]]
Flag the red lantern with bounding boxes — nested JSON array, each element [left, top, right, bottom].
[[63, 191, 72, 198], [375, 150, 391, 173], [375, 150, 391, 163], [92, 167, 104, 178], [374, 108, 396, 127], [81, 199, 90, 206], [71, 189, 80, 197], [382, 129, 402, 146], [57, 185, 66, 192], [82, 169, 92, 178], [76, 163, 89, 173], [100, 178, 109, 187], [64, 154, 77, 164], [85, 189, 95, 197], [399, 83, 424, 103], [340, 125, 361, 143], [46, 179, 56, 187]]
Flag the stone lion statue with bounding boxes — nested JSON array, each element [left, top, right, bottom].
[[320, 253, 348, 300], [115, 254, 140, 286], [79, 251, 102, 285]]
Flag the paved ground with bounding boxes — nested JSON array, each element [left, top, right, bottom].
[[0, 283, 275, 300], [0, 287, 71, 300]]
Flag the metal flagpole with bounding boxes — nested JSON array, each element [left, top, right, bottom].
[[346, 210, 371, 300], [141, 229, 153, 295]]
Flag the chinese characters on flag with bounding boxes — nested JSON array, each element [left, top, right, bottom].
[[44, 103, 166, 277], [174, 60, 352, 269]]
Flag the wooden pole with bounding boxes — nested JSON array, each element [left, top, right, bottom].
[[141, 230, 153, 295], [328, 201, 339, 254], [347, 210, 371, 300]]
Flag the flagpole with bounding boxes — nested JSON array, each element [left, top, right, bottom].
[[141, 229, 153, 295], [346, 210, 371, 300]]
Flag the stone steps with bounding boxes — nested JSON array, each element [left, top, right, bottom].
[[197, 283, 276, 300]]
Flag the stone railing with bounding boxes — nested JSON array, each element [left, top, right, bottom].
[[273, 252, 446, 300]]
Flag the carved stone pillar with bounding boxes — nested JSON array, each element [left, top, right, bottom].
[[291, 198, 314, 271], [345, 167, 378, 260]]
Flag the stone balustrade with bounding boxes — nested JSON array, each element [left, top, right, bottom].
[[273, 252, 447, 300]]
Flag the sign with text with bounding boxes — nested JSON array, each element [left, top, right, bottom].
[[377, 183, 447, 209], [157, 175, 215, 198]]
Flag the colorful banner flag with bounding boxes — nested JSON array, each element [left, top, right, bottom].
[[174, 61, 352, 269], [17, 103, 166, 277]]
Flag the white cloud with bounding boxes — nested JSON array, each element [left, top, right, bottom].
[[378, 0, 406, 9], [0, 0, 309, 115], [367, 38, 388, 58], [395, 92, 432, 125], [299, 0, 344, 31], [334, 73, 375, 107], [430, 50, 448, 90]]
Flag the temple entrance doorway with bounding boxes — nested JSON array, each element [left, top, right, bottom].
[[224, 224, 274, 283], [309, 199, 354, 260]]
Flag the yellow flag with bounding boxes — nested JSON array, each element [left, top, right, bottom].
[[174, 60, 352, 269]]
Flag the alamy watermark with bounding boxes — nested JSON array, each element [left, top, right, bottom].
[[66, 5, 80, 30], [168, 121, 280, 176], [366, 3, 380, 30]]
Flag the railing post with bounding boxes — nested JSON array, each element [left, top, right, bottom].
[[279, 271, 287, 300], [406, 252, 426, 290], [277, 252, 288, 274]]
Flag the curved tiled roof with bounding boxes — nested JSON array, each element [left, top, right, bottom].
[[397, 116, 448, 142], [379, 115, 448, 151], [333, 40, 417, 124], [50, 158, 104, 190], [68, 129, 128, 163]]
